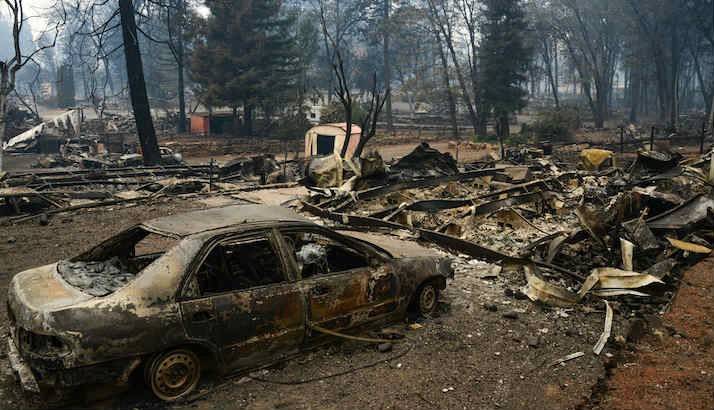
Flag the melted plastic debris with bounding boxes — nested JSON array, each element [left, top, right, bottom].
[[57, 257, 135, 297]]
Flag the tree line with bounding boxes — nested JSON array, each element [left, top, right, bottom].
[[1, 0, 713, 165]]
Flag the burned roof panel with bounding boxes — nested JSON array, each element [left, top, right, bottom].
[[142, 204, 309, 237]]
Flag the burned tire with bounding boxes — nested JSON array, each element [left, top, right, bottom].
[[147, 348, 201, 402], [414, 282, 439, 317]]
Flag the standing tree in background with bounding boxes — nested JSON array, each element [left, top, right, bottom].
[[295, 15, 320, 110], [555, 0, 621, 129], [382, 0, 393, 134], [56, 63, 75, 108], [480, 0, 531, 156], [626, 0, 685, 130], [191, 0, 299, 136], [319, 0, 354, 157], [143, 0, 191, 133], [172, 0, 189, 133], [426, 0, 487, 137], [529, 2, 560, 108], [119, 0, 161, 165]]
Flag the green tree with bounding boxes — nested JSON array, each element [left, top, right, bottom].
[[480, 0, 532, 153], [190, 0, 299, 136]]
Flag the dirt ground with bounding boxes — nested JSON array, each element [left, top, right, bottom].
[[0, 195, 618, 410], [590, 257, 714, 410]]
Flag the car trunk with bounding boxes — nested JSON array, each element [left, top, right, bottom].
[[8, 263, 93, 328]]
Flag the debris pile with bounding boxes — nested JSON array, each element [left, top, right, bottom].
[[0, 155, 303, 221], [57, 258, 135, 297], [301, 142, 714, 352], [3, 109, 82, 153], [390, 142, 459, 180]]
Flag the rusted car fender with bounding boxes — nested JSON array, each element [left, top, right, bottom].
[[390, 256, 453, 307], [7, 238, 204, 371]]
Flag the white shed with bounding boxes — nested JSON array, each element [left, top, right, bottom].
[[304, 123, 362, 160]]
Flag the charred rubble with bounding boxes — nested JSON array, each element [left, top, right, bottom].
[[301, 142, 714, 350], [5, 131, 714, 359], [0, 153, 304, 221]]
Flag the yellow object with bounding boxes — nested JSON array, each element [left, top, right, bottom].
[[523, 265, 663, 307], [667, 237, 712, 254], [580, 149, 615, 170]]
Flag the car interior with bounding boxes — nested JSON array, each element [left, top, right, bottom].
[[72, 227, 178, 274], [192, 238, 285, 295], [282, 231, 369, 278]]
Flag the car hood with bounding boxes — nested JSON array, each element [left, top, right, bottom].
[[8, 263, 94, 328]]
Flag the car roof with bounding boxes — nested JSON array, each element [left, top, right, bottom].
[[141, 204, 311, 237]]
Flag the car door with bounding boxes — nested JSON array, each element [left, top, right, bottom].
[[278, 227, 399, 338], [178, 230, 305, 370]]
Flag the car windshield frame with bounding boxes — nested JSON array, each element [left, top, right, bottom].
[[57, 226, 180, 297]]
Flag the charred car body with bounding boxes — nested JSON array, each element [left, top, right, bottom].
[[7, 205, 452, 401]]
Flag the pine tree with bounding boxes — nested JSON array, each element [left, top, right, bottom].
[[190, 0, 299, 136], [480, 0, 531, 151]]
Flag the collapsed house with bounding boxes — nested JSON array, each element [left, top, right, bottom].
[[0, 152, 304, 221], [299, 142, 714, 352], [3, 109, 83, 153], [3, 110, 188, 170]]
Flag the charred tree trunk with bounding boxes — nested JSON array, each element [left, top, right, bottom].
[[446, 40, 479, 137], [594, 82, 606, 129], [711, 1, 714, 132], [319, 3, 352, 157], [177, 55, 186, 133], [119, 0, 161, 165], [670, 24, 680, 130], [425, 0, 480, 138], [103, 56, 115, 95], [0, 91, 7, 171], [383, 0, 393, 135], [692, 50, 714, 121], [470, 38, 487, 136], [554, 44, 559, 101], [629, 63, 640, 123], [499, 115, 510, 137], [0, 60, 9, 171], [176, 0, 187, 134], [243, 104, 254, 136], [542, 37, 559, 108], [496, 115, 508, 159], [710, 93, 714, 132], [207, 106, 212, 136], [594, 79, 608, 128], [435, 30, 458, 141], [654, 58, 669, 122], [582, 80, 602, 128], [354, 77, 388, 158], [643, 76, 649, 116]]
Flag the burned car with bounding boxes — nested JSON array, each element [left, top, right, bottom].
[[7, 205, 452, 401]]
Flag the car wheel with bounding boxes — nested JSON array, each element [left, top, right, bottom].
[[148, 348, 201, 402], [415, 282, 439, 317]]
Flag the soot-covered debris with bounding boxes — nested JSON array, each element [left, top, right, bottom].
[[57, 257, 135, 297]]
